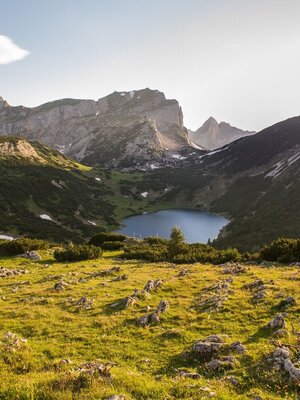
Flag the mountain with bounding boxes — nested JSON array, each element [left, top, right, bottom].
[[133, 116, 300, 250], [189, 116, 256, 150], [0, 89, 196, 168]]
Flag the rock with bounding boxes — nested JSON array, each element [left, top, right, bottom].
[[112, 274, 128, 281], [0, 267, 27, 278], [156, 299, 169, 313], [137, 314, 149, 327], [22, 251, 42, 261], [226, 376, 239, 386], [267, 346, 290, 369], [284, 359, 300, 382], [150, 312, 160, 324], [95, 266, 121, 277], [192, 335, 224, 355], [54, 281, 68, 291], [72, 296, 94, 309], [230, 341, 246, 354], [279, 296, 296, 308], [273, 328, 290, 337], [206, 356, 235, 370], [177, 370, 201, 379], [267, 314, 286, 330], [178, 269, 188, 277], [106, 396, 125, 400], [143, 279, 162, 292], [77, 361, 117, 377], [124, 296, 137, 308]]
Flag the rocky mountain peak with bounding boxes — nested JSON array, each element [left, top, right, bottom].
[[0, 88, 188, 168], [0, 97, 9, 110], [189, 117, 256, 150]]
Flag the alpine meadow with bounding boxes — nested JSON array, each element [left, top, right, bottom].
[[0, 1, 300, 399]]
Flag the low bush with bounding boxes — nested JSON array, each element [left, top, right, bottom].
[[101, 241, 125, 250], [122, 241, 241, 264], [0, 238, 50, 256], [54, 244, 102, 262], [260, 238, 300, 263], [89, 232, 127, 247]]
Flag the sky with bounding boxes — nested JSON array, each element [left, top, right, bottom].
[[1, 0, 300, 131]]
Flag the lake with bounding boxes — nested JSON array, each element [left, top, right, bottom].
[[116, 209, 229, 243]]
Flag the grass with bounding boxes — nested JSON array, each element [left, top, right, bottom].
[[0, 251, 299, 399]]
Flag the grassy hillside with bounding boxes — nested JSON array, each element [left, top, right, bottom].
[[0, 251, 299, 399], [0, 138, 165, 242]]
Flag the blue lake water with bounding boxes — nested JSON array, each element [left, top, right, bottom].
[[116, 209, 229, 243]]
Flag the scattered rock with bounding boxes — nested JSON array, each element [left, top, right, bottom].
[[284, 359, 300, 382], [93, 266, 122, 277], [226, 376, 239, 386], [279, 296, 296, 308], [192, 335, 224, 355], [267, 314, 286, 330], [220, 262, 247, 275], [76, 361, 117, 377], [177, 370, 201, 379], [54, 281, 69, 291], [273, 328, 290, 337], [1, 331, 27, 351], [230, 341, 246, 354], [0, 267, 27, 278], [144, 279, 162, 292], [21, 251, 42, 261], [137, 299, 169, 327], [69, 296, 94, 309], [178, 269, 188, 277], [206, 356, 236, 370], [112, 274, 128, 282], [156, 299, 169, 313]]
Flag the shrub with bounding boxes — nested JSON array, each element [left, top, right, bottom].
[[0, 238, 50, 256], [122, 240, 241, 264], [260, 238, 300, 263], [101, 241, 125, 250], [89, 232, 127, 247], [54, 244, 102, 262]]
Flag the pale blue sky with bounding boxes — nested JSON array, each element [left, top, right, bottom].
[[1, 0, 300, 131]]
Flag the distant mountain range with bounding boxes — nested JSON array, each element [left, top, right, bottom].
[[0, 89, 299, 250], [0, 90, 257, 168], [189, 116, 256, 150], [0, 89, 196, 168]]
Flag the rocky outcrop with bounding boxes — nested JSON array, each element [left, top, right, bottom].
[[0, 89, 190, 168], [189, 116, 255, 150]]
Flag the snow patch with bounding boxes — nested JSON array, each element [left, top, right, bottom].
[[150, 164, 159, 170], [129, 91, 135, 98], [120, 92, 126, 96], [39, 214, 53, 222], [141, 192, 148, 198], [172, 154, 186, 160], [265, 152, 300, 179], [88, 220, 97, 226], [56, 145, 66, 154], [95, 177, 101, 182], [0, 234, 13, 241], [95, 111, 99, 116]]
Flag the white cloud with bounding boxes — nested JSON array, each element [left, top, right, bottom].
[[0, 35, 30, 65]]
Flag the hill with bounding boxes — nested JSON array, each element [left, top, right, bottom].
[[0, 250, 299, 399], [0, 137, 118, 241]]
